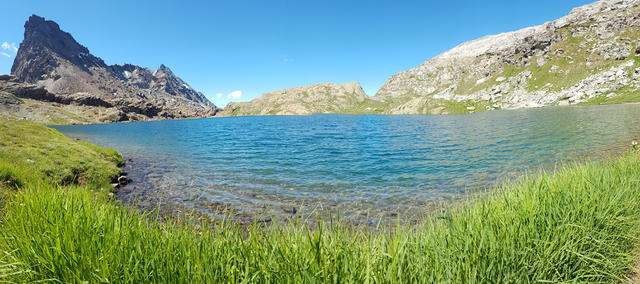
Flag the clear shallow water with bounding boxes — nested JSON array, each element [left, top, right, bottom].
[[53, 104, 640, 223]]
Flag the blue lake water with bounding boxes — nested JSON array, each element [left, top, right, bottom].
[[53, 104, 640, 223]]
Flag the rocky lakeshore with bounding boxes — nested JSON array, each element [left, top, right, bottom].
[[55, 103, 640, 228], [4, 118, 640, 282], [4, 0, 640, 282], [110, 153, 439, 226]]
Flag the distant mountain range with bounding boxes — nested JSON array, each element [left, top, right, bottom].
[[1, 15, 218, 123], [2, 0, 640, 122], [217, 82, 382, 116], [221, 0, 640, 116]]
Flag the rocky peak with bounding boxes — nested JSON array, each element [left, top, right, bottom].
[[22, 15, 89, 57], [340, 81, 367, 95], [155, 64, 173, 76], [12, 15, 106, 82], [9, 14, 218, 120]]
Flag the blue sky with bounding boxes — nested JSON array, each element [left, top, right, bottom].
[[1, 0, 594, 107]]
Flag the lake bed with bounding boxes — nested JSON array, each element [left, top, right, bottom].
[[53, 104, 640, 223]]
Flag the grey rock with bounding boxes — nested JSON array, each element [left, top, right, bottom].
[[283, 207, 298, 214], [0, 91, 22, 105], [117, 176, 130, 186], [10, 15, 219, 121], [372, 0, 640, 114], [257, 217, 272, 223]]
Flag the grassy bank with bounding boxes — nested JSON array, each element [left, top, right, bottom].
[[2, 120, 640, 282]]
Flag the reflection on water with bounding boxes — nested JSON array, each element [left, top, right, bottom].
[[53, 104, 640, 223]]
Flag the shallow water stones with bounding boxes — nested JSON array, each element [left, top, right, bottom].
[[118, 175, 131, 186], [258, 217, 272, 223], [283, 207, 298, 215]]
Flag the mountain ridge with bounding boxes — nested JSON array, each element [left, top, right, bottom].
[[372, 0, 640, 114], [8, 15, 218, 122], [220, 0, 640, 117], [218, 81, 384, 116]]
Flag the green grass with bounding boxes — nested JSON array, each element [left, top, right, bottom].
[[580, 85, 640, 105], [580, 57, 640, 105], [0, 119, 122, 190], [2, 120, 640, 282]]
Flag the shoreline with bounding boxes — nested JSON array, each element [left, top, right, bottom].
[[72, 103, 640, 227], [26, 100, 640, 126], [3, 119, 640, 281]]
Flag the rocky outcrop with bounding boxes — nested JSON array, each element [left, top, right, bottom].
[[373, 0, 640, 114], [0, 75, 116, 108], [0, 75, 129, 123], [0, 75, 61, 103], [0, 91, 22, 106], [218, 0, 640, 117], [218, 82, 381, 116], [10, 15, 219, 121]]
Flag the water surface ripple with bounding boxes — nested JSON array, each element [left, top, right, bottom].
[[53, 104, 640, 222]]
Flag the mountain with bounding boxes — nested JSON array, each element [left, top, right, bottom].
[[9, 15, 218, 122], [10, 0, 640, 120], [221, 0, 640, 117], [218, 82, 383, 116], [373, 0, 640, 114]]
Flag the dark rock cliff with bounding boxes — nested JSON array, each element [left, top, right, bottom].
[[10, 15, 218, 120]]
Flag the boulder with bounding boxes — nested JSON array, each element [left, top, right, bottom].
[[0, 91, 22, 105], [117, 175, 130, 186]]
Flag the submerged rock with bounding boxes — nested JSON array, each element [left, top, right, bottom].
[[118, 176, 130, 186], [283, 207, 298, 215]]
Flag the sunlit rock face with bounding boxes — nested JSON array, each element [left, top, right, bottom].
[[11, 15, 218, 121], [374, 0, 640, 114]]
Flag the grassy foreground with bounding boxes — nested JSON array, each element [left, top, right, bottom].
[[2, 120, 640, 282]]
